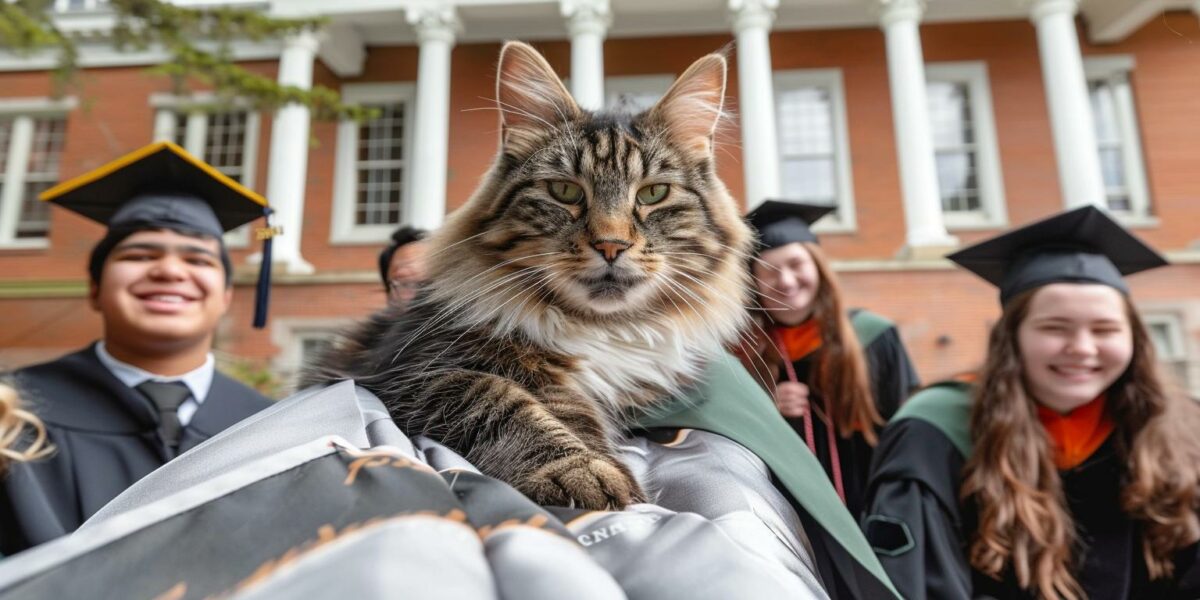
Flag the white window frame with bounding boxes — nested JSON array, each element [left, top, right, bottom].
[[925, 61, 1007, 231], [0, 97, 76, 250], [53, 0, 106, 11], [331, 82, 416, 245], [150, 93, 261, 248], [1142, 311, 1199, 398], [604, 74, 674, 112], [270, 317, 353, 394], [773, 68, 857, 233], [1084, 55, 1153, 225]]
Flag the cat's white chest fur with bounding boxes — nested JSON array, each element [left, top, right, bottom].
[[558, 326, 703, 413]]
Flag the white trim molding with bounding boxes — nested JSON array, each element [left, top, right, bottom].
[[0, 40, 283, 72], [331, 82, 417, 245], [925, 61, 1007, 231], [772, 68, 857, 233]]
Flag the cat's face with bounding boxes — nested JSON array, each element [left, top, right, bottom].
[[433, 43, 751, 326]]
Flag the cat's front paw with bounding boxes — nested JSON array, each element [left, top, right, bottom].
[[521, 452, 645, 510]]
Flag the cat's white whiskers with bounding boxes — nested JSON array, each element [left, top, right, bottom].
[[405, 252, 559, 345], [656, 250, 794, 307], [396, 263, 553, 362], [659, 263, 779, 383], [416, 267, 555, 378]]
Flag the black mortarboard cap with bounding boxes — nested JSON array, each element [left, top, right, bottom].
[[745, 200, 836, 251], [946, 205, 1167, 305], [40, 141, 278, 328]]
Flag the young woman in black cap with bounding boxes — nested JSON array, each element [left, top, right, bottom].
[[862, 206, 1200, 599], [740, 200, 921, 518]]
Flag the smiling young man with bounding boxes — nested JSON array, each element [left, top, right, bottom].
[[0, 142, 274, 555]]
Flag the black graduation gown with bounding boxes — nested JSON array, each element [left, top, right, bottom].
[[863, 387, 1200, 600], [780, 310, 921, 518], [0, 344, 271, 555]]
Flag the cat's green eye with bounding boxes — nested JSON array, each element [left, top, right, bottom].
[[636, 183, 670, 205], [548, 181, 584, 204]]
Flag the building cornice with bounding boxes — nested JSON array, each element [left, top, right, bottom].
[[0, 39, 283, 72]]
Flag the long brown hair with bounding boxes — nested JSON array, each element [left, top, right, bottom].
[[753, 242, 882, 444], [963, 289, 1200, 599], [0, 382, 53, 472]]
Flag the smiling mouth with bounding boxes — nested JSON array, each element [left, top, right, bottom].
[[1049, 365, 1101, 378], [136, 293, 197, 306]]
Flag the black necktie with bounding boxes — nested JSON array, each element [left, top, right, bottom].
[[136, 381, 191, 457]]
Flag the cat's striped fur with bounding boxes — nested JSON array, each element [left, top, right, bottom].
[[309, 42, 753, 509]]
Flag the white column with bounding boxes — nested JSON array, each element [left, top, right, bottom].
[[562, 0, 610, 111], [729, 0, 781, 211], [879, 0, 956, 253], [152, 109, 176, 143], [1027, 0, 1105, 208], [183, 112, 207, 156], [406, 5, 459, 231], [0, 117, 34, 244], [264, 30, 319, 274]]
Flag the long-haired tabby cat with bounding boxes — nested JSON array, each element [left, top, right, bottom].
[[310, 41, 753, 510]]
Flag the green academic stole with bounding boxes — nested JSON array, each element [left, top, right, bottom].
[[632, 354, 900, 599]]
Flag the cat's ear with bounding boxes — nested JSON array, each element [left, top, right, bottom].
[[649, 53, 727, 157], [496, 41, 580, 141]]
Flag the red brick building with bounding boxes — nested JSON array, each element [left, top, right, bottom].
[[1, 0, 1197, 397]]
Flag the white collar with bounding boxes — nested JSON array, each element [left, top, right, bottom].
[[94, 341, 214, 405]]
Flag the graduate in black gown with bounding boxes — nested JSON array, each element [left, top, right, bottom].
[[739, 200, 921, 518], [0, 142, 276, 555], [862, 206, 1200, 600]]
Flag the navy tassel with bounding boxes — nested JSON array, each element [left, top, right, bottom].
[[253, 207, 275, 329]]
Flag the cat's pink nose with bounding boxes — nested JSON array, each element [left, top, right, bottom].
[[592, 239, 631, 263]]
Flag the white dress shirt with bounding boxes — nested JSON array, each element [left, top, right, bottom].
[[94, 342, 214, 426]]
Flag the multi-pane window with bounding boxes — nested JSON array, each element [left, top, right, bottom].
[[777, 86, 838, 207], [272, 322, 347, 394], [928, 81, 980, 214], [1091, 82, 1128, 210], [925, 63, 1006, 228], [153, 103, 259, 245], [1086, 59, 1150, 218], [773, 69, 856, 230], [203, 111, 250, 184], [332, 83, 415, 243], [18, 118, 66, 239], [354, 103, 406, 227], [0, 112, 68, 245], [158, 109, 255, 186], [1144, 313, 1197, 396]]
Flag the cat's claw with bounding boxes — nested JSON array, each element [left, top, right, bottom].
[[522, 452, 645, 511]]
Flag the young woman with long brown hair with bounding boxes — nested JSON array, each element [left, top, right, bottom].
[[862, 206, 1200, 599], [739, 200, 921, 518]]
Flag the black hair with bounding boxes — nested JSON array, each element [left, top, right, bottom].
[[378, 226, 428, 289], [88, 226, 233, 287]]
